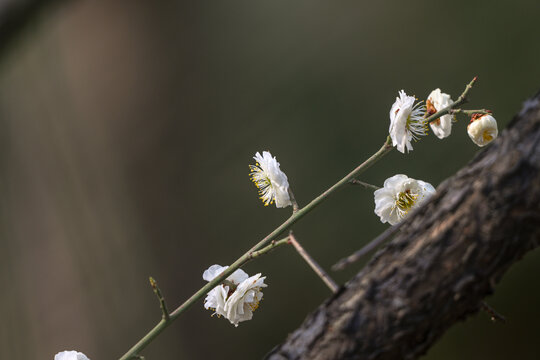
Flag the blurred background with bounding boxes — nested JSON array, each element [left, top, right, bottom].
[[1, 0, 539, 359]]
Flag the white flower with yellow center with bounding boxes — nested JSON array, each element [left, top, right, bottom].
[[203, 264, 267, 326], [249, 151, 292, 208], [389, 90, 427, 153], [374, 174, 436, 225], [54, 351, 90, 360], [467, 114, 498, 147], [426, 88, 455, 139]]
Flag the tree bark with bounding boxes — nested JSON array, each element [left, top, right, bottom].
[[266, 92, 540, 360]]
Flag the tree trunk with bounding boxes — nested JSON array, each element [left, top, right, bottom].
[[266, 92, 540, 360]]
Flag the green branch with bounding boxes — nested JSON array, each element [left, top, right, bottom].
[[118, 137, 393, 360], [247, 237, 291, 261], [118, 77, 479, 360]]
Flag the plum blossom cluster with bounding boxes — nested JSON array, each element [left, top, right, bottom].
[[388, 88, 498, 152], [54, 351, 90, 360], [203, 264, 267, 326], [376, 84, 500, 225], [214, 82, 499, 328]]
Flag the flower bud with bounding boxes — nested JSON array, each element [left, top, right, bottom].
[[467, 114, 498, 147], [426, 89, 454, 139], [54, 351, 90, 360]]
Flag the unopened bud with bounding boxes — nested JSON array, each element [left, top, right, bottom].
[[467, 114, 498, 147]]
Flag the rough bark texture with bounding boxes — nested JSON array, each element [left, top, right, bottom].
[[266, 92, 540, 360]]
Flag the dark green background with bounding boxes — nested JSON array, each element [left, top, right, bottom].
[[1, 1, 539, 359]]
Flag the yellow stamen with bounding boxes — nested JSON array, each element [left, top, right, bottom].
[[395, 190, 418, 214]]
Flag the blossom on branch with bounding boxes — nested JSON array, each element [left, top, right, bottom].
[[467, 114, 498, 147], [426, 88, 455, 139], [54, 351, 90, 360], [249, 151, 292, 208], [224, 272, 267, 326], [374, 174, 435, 225], [203, 264, 267, 326], [389, 90, 427, 153]]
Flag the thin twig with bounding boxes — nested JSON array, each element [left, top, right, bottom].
[[349, 179, 380, 191], [288, 188, 300, 213], [480, 301, 506, 323], [427, 76, 478, 126], [449, 108, 492, 116], [332, 219, 407, 271], [149, 277, 169, 321], [246, 237, 291, 263], [289, 232, 339, 293], [454, 75, 478, 106]]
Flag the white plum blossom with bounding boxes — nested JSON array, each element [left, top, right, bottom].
[[467, 114, 498, 147], [54, 351, 90, 360], [249, 151, 292, 208], [389, 90, 427, 153], [224, 273, 267, 326], [426, 89, 455, 139], [203, 265, 249, 319], [374, 174, 436, 225], [203, 264, 267, 327]]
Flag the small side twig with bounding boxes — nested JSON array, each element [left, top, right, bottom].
[[480, 301, 506, 323], [289, 231, 339, 293], [288, 188, 300, 213], [449, 108, 492, 116], [332, 219, 407, 271], [349, 179, 380, 191], [245, 237, 290, 263], [426, 76, 478, 126], [454, 75, 478, 105], [149, 277, 170, 321]]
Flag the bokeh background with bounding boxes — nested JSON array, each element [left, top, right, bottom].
[[1, 1, 539, 359]]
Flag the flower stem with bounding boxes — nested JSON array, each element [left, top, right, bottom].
[[288, 188, 300, 213], [289, 231, 339, 293], [118, 136, 394, 360], [349, 179, 380, 191]]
